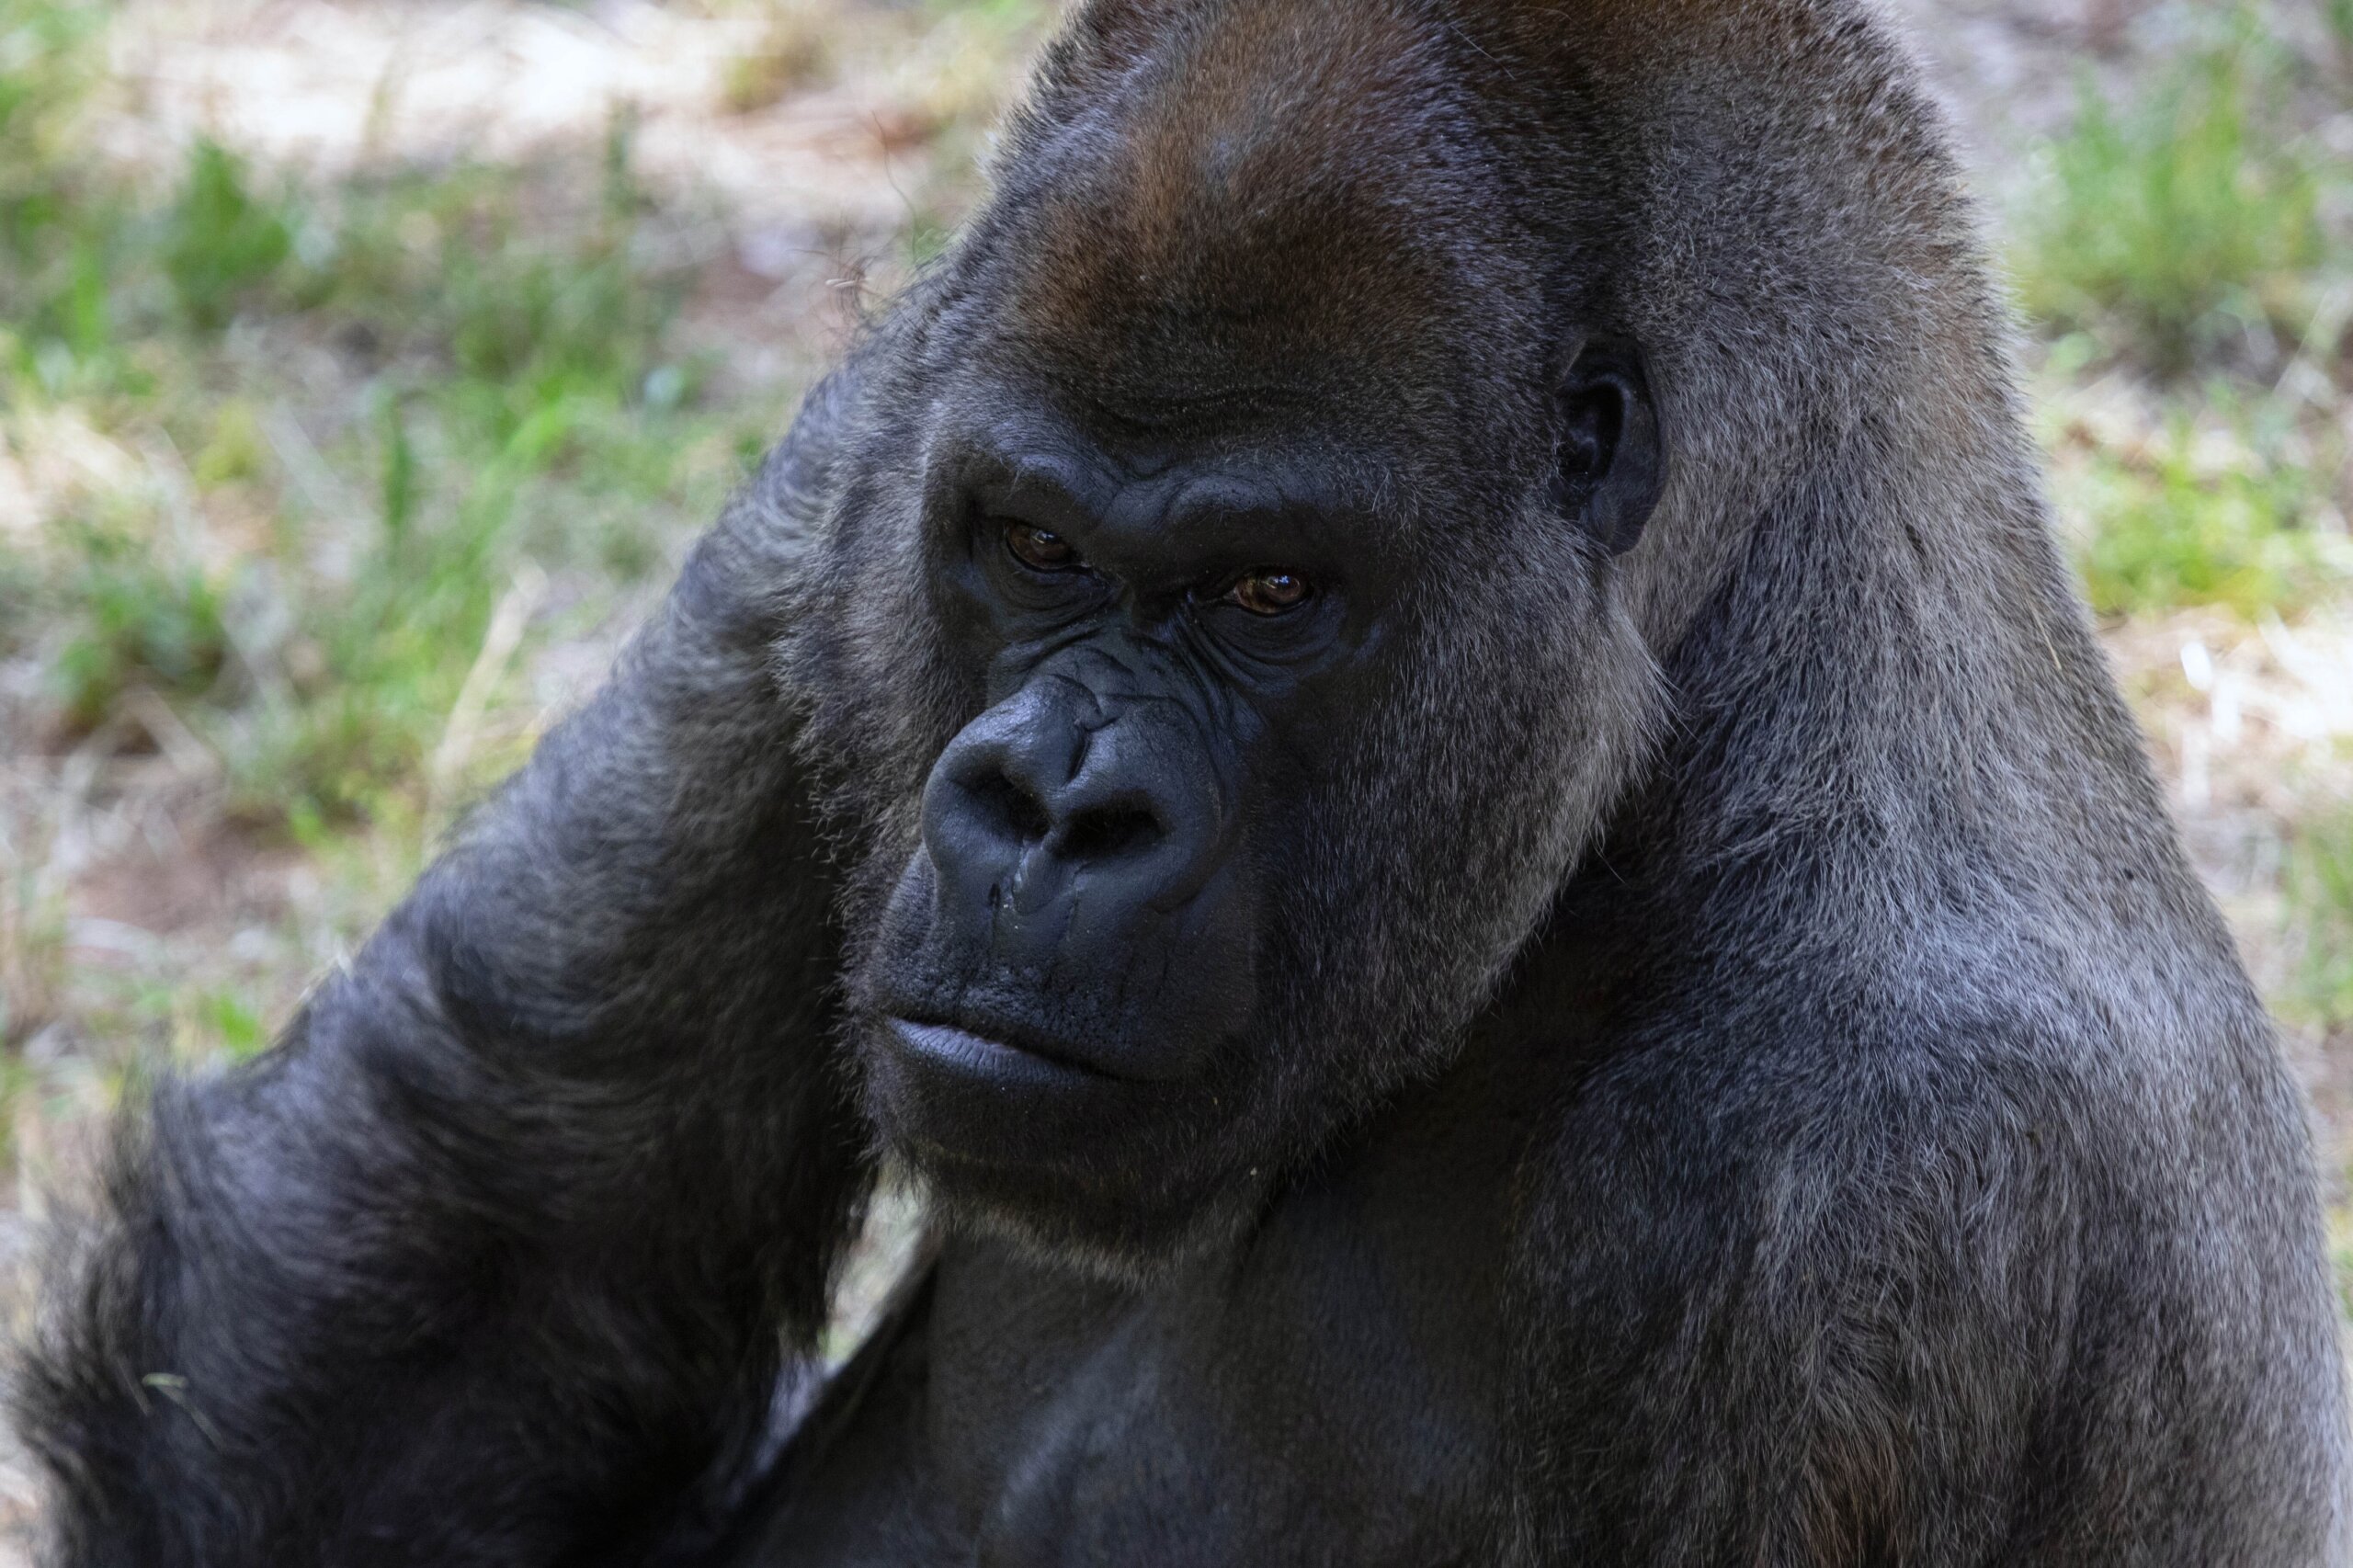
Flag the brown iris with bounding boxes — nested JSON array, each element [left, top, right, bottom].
[[1226, 570, 1313, 616], [1005, 523, 1080, 571]]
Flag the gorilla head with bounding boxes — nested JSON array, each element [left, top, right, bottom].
[[790, 0, 1673, 1269]]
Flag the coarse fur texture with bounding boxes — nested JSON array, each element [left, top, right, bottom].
[[17, 0, 2349, 1563]]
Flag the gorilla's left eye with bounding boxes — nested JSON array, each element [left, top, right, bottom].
[[1224, 570, 1314, 616], [1005, 523, 1082, 573]]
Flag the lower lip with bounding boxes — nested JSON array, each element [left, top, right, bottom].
[[885, 1018, 1106, 1087]]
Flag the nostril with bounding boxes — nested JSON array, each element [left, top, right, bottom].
[[969, 771, 1051, 846], [1060, 801, 1165, 863]]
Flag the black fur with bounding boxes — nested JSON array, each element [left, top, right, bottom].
[[19, 0, 2348, 1562]]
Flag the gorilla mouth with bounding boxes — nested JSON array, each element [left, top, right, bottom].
[[885, 1017, 1118, 1086], [872, 1014, 1195, 1198]]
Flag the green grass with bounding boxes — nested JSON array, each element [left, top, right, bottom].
[[3, 6, 776, 841], [0, 0, 777, 1065], [2289, 812, 2353, 1034], [2014, 18, 2329, 379], [165, 140, 292, 332], [49, 510, 233, 730], [2048, 393, 2350, 619], [2016, 7, 2352, 622]]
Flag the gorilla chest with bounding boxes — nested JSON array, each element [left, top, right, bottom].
[[756, 1189, 1505, 1568]]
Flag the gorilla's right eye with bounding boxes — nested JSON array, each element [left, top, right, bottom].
[[1004, 523, 1082, 573]]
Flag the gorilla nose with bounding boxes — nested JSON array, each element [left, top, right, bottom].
[[956, 752, 1166, 883], [924, 684, 1224, 935], [897, 677, 1256, 1082]]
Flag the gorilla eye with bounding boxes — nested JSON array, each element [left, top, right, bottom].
[[1225, 570, 1313, 616], [1004, 523, 1081, 572]]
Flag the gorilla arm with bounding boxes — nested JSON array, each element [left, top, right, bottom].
[[1503, 998, 2333, 1568], [17, 371, 874, 1568]]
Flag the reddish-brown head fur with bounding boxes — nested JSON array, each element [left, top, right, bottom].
[[987, 0, 1540, 441]]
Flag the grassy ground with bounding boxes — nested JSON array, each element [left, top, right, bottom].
[[0, 0, 2350, 1538]]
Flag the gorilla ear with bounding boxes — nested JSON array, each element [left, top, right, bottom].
[[1550, 338, 1665, 556]]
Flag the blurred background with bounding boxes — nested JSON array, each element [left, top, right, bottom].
[[0, 0, 2348, 1546]]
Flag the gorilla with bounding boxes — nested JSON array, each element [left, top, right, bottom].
[[18, 0, 2349, 1562]]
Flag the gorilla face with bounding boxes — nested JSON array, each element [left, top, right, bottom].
[[875, 425, 1382, 1084], [862, 405, 1411, 1257], [847, 358, 1665, 1269], [829, 9, 1672, 1270]]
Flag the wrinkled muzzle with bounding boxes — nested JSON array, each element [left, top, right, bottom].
[[874, 653, 1258, 1083]]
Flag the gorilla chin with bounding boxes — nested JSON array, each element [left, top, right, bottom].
[[861, 1009, 1273, 1270]]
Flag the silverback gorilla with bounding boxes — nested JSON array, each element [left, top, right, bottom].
[[20, 0, 2352, 1562]]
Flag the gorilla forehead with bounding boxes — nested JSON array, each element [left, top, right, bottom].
[[983, 0, 1539, 428]]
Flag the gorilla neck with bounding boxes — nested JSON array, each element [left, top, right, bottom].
[[1601, 392, 2194, 976]]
